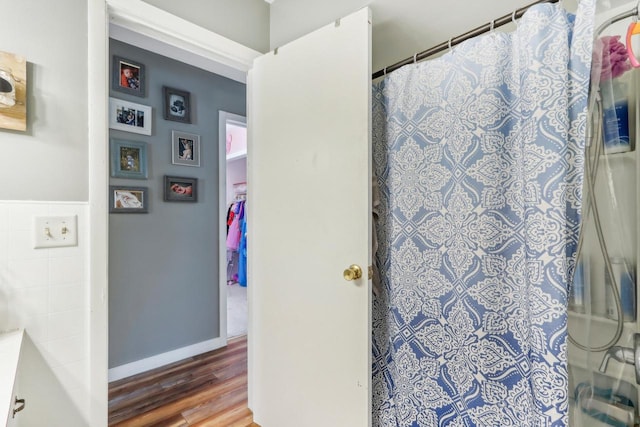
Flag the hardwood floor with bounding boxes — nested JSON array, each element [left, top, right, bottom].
[[109, 336, 258, 426]]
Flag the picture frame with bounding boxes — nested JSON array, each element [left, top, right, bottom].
[[171, 131, 200, 167], [163, 86, 191, 123], [0, 50, 27, 132], [112, 55, 145, 97], [164, 175, 197, 202], [109, 185, 149, 213], [109, 97, 152, 135], [110, 139, 148, 179]]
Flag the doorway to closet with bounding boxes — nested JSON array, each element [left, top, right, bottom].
[[90, 0, 261, 422], [107, 21, 251, 386], [220, 111, 248, 338]]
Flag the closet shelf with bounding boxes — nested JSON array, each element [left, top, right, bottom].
[[226, 151, 247, 161]]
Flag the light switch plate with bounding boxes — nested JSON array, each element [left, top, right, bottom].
[[33, 216, 78, 249]]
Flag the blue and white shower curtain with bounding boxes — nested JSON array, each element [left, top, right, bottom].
[[372, 2, 595, 426]]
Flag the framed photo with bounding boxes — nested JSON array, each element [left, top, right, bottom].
[[109, 97, 152, 135], [112, 55, 145, 97], [164, 175, 197, 202], [110, 139, 148, 179], [109, 185, 148, 213], [171, 131, 200, 167], [0, 50, 26, 131], [163, 86, 191, 123]]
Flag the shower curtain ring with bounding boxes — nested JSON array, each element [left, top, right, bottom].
[[490, 19, 495, 32], [448, 38, 453, 52], [512, 10, 517, 24], [413, 53, 418, 64], [383, 67, 387, 76]]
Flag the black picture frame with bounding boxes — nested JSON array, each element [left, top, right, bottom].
[[164, 175, 197, 202], [163, 86, 191, 123], [109, 185, 149, 213], [112, 55, 145, 97]]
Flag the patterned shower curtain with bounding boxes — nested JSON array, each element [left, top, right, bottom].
[[372, 2, 595, 426]]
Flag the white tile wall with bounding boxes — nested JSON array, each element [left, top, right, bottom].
[[0, 201, 90, 424]]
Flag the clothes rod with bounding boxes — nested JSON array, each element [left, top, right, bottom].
[[372, 0, 560, 79]]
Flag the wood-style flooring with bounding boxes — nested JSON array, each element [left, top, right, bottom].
[[109, 335, 258, 427]]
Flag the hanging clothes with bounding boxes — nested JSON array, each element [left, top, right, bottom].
[[226, 203, 234, 234], [226, 200, 244, 251], [226, 199, 247, 285], [371, 2, 594, 426], [238, 216, 247, 287], [226, 249, 239, 284]]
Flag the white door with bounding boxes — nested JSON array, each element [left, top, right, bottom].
[[248, 8, 372, 427]]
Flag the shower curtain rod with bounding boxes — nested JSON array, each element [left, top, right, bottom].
[[372, 0, 559, 79]]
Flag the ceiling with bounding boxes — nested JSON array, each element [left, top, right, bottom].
[[129, 0, 633, 82], [351, 0, 638, 72], [370, 0, 540, 70], [269, 0, 584, 73]]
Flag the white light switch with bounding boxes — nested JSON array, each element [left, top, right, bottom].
[[33, 216, 78, 249]]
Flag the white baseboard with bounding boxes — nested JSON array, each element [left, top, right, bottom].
[[108, 337, 226, 382]]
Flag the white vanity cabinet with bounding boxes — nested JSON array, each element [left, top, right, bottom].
[[0, 330, 25, 427]]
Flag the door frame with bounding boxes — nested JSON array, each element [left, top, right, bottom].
[[218, 111, 248, 343], [87, 1, 260, 424]]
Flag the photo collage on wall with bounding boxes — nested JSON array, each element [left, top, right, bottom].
[[108, 54, 201, 213]]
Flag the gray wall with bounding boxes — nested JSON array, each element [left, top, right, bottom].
[[142, 0, 270, 53], [0, 0, 88, 201], [108, 39, 246, 368]]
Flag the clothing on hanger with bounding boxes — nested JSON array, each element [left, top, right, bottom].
[[238, 216, 247, 287], [226, 201, 244, 251]]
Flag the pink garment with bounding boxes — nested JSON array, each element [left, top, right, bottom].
[[227, 217, 241, 250], [226, 202, 243, 250]]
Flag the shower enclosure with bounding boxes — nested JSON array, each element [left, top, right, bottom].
[[569, 2, 640, 426]]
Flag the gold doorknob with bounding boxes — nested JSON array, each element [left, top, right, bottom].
[[343, 264, 362, 281]]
